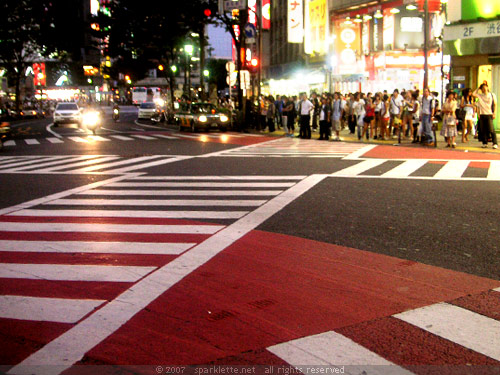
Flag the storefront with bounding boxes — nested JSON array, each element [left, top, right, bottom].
[[444, 20, 500, 129]]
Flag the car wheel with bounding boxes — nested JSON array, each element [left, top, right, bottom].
[[220, 127, 227, 132]]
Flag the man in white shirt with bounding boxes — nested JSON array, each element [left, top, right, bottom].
[[298, 93, 314, 139], [420, 88, 436, 146], [389, 89, 403, 137], [473, 82, 497, 149]]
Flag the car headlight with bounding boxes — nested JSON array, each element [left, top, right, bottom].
[[82, 111, 100, 126], [220, 115, 229, 122], [199, 115, 207, 122]]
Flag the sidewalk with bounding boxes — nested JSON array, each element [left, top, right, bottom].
[[250, 126, 500, 155]]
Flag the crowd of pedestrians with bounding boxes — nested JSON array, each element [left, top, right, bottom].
[[251, 82, 498, 149]]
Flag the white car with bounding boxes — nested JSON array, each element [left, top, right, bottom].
[[53, 102, 82, 126], [138, 102, 161, 121]]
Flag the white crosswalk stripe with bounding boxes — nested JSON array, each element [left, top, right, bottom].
[[217, 138, 370, 158], [269, 300, 500, 372], [0, 155, 181, 174], [330, 159, 500, 181]]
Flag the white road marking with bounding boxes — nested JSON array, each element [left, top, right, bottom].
[[0, 240, 195, 255], [342, 144, 377, 160], [130, 175, 306, 181], [0, 263, 156, 282], [268, 331, 414, 374], [153, 134, 178, 140], [133, 121, 164, 129], [107, 182, 296, 188], [131, 135, 157, 140], [331, 159, 386, 176], [394, 302, 500, 361], [9, 174, 324, 375], [80, 189, 283, 196], [109, 135, 134, 141], [381, 159, 428, 178], [0, 222, 223, 234], [70, 156, 163, 173], [86, 136, 110, 142], [49, 198, 267, 207], [2, 140, 15, 146], [36, 156, 121, 172], [46, 137, 64, 144], [487, 161, 500, 180], [2, 156, 98, 172], [433, 160, 470, 179], [67, 136, 89, 143], [0, 156, 69, 170], [0, 174, 138, 216], [46, 124, 62, 138], [9, 209, 249, 219], [0, 295, 105, 323], [25, 139, 40, 145], [103, 157, 190, 173]]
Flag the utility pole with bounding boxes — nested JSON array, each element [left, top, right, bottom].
[[423, 0, 429, 89], [257, 0, 262, 100], [199, 25, 206, 101]]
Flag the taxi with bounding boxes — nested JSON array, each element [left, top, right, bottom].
[[174, 102, 230, 132]]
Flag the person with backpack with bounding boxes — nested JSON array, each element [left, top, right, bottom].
[[473, 82, 498, 149]]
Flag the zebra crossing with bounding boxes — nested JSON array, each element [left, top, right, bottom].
[[0, 155, 188, 174], [268, 297, 500, 372], [217, 138, 370, 158], [1, 131, 253, 147], [1, 174, 315, 373], [331, 159, 500, 180]]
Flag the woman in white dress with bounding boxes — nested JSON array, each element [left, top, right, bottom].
[[460, 88, 475, 143]]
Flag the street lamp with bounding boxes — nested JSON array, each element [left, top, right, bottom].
[[184, 44, 194, 99]]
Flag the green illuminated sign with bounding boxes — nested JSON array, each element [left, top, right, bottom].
[[462, 0, 500, 21]]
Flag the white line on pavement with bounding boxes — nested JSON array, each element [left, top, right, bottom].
[[107, 182, 296, 188], [130, 176, 306, 181], [487, 161, 500, 180], [0, 240, 195, 255], [0, 263, 156, 282], [70, 156, 163, 173], [394, 302, 500, 361], [267, 331, 414, 374], [433, 160, 470, 179], [25, 139, 40, 145], [331, 159, 386, 176], [381, 159, 428, 178], [46, 137, 64, 144], [0, 295, 105, 324], [79, 189, 283, 196], [46, 123, 62, 138]]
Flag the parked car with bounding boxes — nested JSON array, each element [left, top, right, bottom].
[[137, 101, 163, 122], [174, 102, 230, 132], [53, 102, 82, 126]]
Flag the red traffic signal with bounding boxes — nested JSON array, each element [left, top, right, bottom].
[[251, 58, 259, 67], [204, 8, 212, 17]]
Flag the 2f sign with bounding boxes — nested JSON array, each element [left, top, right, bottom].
[[464, 26, 474, 37]]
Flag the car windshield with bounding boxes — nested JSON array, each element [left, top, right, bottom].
[[140, 102, 156, 109], [192, 103, 216, 113], [57, 103, 78, 110]]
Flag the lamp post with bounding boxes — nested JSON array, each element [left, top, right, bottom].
[[185, 44, 194, 100]]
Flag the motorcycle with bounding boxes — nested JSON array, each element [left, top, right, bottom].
[[0, 122, 12, 151], [112, 107, 120, 122], [81, 110, 101, 135]]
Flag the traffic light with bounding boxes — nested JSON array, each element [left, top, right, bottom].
[[158, 65, 164, 71], [251, 58, 258, 68], [203, 2, 218, 18]]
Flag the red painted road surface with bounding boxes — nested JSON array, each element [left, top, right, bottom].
[[2, 228, 497, 370], [364, 145, 500, 160]]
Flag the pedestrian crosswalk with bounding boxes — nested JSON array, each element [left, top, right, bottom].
[[1, 131, 251, 147], [217, 138, 370, 158], [0, 155, 185, 174], [331, 158, 500, 181], [268, 297, 500, 372], [1, 174, 314, 373], [0, 174, 305, 320]]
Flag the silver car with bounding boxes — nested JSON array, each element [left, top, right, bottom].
[[138, 102, 162, 121], [53, 102, 82, 126]]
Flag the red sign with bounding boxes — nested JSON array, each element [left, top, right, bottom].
[[262, 0, 271, 29], [33, 63, 46, 86]]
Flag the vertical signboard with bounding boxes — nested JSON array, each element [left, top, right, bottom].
[[362, 20, 370, 55], [335, 20, 361, 74], [288, 0, 304, 43], [248, 0, 257, 26], [383, 11, 395, 50], [262, 0, 271, 29], [308, 0, 328, 54], [33, 63, 46, 86]]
